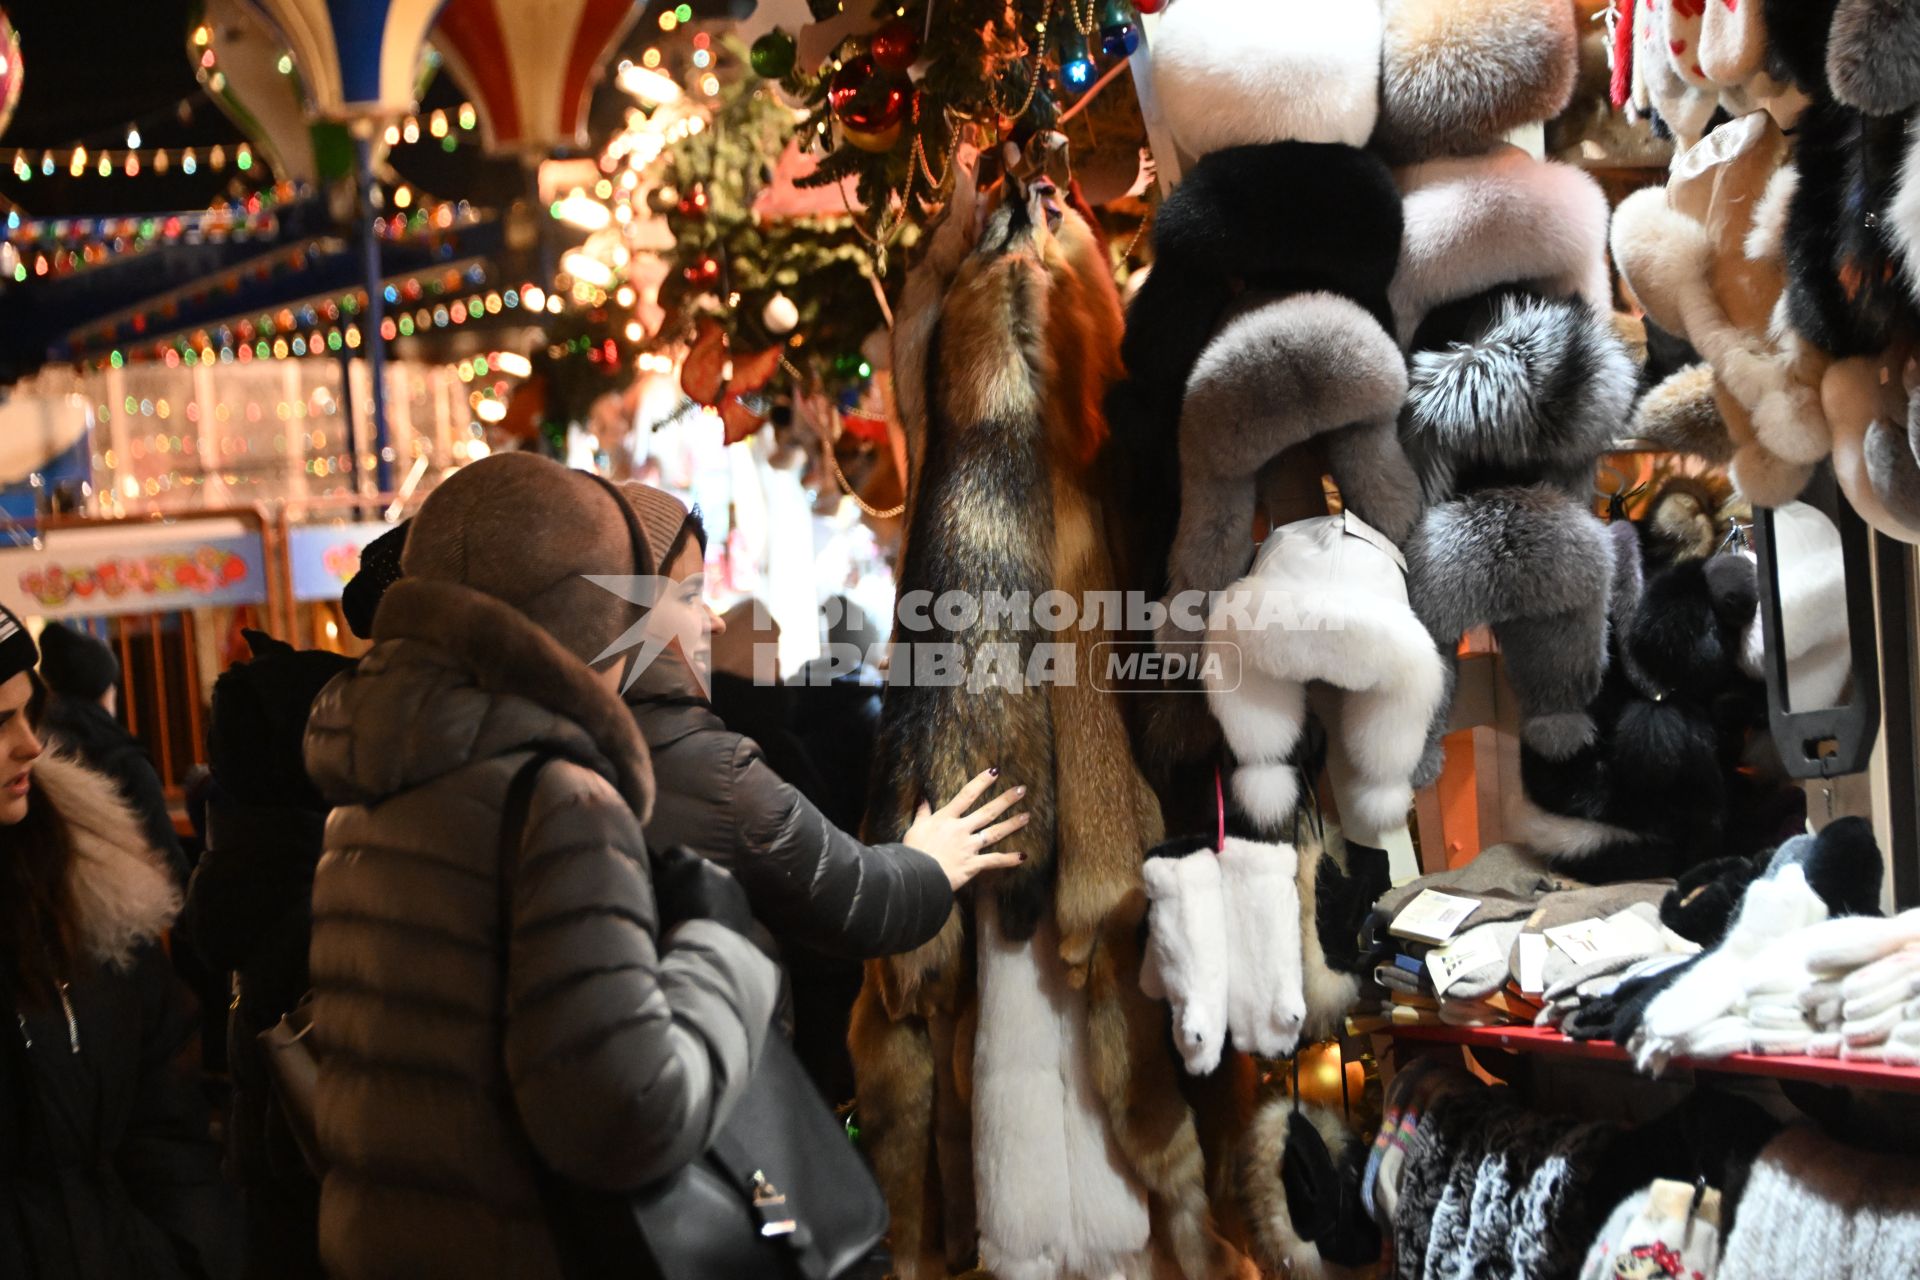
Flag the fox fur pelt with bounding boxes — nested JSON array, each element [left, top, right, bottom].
[[860, 186, 1226, 1279]]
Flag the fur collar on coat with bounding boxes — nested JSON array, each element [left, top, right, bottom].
[[30, 750, 180, 971]]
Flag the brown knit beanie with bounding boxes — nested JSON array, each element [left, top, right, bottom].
[[398, 452, 650, 667], [618, 481, 700, 575]]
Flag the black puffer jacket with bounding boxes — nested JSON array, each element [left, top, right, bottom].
[[1, 754, 238, 1280], [628, 658, 951, 961], [303, 578, 780, 1280], [178, 634, 353, 1278], [40, 694, 186, 884]]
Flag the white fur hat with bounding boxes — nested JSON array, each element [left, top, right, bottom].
[[1151, 0, 1383, 154], [1389, 146, 1612, 346], [1205, 511, 1445, 838]]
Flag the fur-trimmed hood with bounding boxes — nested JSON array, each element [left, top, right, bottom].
[[1390, 146, 1612, 346], [31, 750, 180, 970], [306, 576, 656, 819]]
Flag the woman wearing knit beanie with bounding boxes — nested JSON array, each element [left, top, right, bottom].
[[300, 453, 785, 1278], [619, 480, 1027, 965], [0, 601, 241, 1277]]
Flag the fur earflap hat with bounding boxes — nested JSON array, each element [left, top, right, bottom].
[[1390, 146, 1613, 347], [1152, 0, 1383, 154], [1205, 512, 1445, 840], [1408, 487, 1616, 768], [1113, 142, 1409, 603], [1825, 0, 1920, 114], [1159, 295, 1420, 627], [1372, 0, 1578, 163]]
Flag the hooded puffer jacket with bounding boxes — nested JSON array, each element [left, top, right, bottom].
[[627, 655, 951, 960], [303, 578, 780, 1280]]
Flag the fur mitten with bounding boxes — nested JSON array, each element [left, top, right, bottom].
[[1143, 844, 1232, 1075], [1699, 0, 1767, 88], [1218, 836, 1307, 1058]]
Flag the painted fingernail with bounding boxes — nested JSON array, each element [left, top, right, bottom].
[[989, 766, 1000, 777], [1018, 853, 1029, 862], [1015, 785, 1028, 796]]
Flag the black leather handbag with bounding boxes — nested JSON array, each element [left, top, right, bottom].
[[498, 752, 890, 1280]]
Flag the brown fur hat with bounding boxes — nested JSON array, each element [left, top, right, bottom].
[[1373, 0, 1579, 163]]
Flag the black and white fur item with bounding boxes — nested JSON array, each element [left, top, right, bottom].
[[1784, 95, 1920, 359], [1404, 290, 1640, 502]]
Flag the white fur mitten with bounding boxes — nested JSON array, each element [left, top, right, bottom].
[[1218, 836, 1307, 1058], [1143, 850, 1231, 1075], [1698, 0, 1764, 87]]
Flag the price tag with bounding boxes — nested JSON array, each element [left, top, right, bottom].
[[1389, 890, 1481, 945], [1516, 932, 1549, 994], [1426, 928, 1507, 998], [1543, 917, 1631, 967]]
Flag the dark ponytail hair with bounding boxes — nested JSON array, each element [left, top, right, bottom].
[[0, 673, 77, 1004]]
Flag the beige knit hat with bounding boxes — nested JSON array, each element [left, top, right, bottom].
[[399, 451, 649, 667], [618, 481, 700, 575]]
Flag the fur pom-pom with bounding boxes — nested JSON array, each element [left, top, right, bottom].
[[1153, 0, 1382, 153], [1826, 0, 1920, 115], [1405, 293, 1638, 498], [1373, 0, 1579, 162]]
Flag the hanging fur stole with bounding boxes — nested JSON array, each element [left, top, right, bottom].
[[856, 177, 1228, 1278]]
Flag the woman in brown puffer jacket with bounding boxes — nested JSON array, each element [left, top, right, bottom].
[[302, 453, 781, 1279]]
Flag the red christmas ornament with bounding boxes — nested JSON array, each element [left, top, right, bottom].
[[870, 18, 920, 71], [1135, 0, 1164, 10], [829, 54, 907, 134]]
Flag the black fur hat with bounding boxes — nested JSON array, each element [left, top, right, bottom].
[[1766, 816, 1885, 916], [1759, 0, 1842, 93]]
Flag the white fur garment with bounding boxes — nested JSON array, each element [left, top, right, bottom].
[[1218, 837, 1307, 1059], [1142, 851, 1231, 1076], [973, 898, 1153, 1280]]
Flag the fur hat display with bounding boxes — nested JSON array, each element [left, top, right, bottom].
[[1389, 146, 1614, 346], [1783, 97, 1920, 359], [1517, 551, 1769, 882], [1113, 141, 1410, 608], [1205, 512, 1445, 838], [1160, 292, 1419, 627]]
